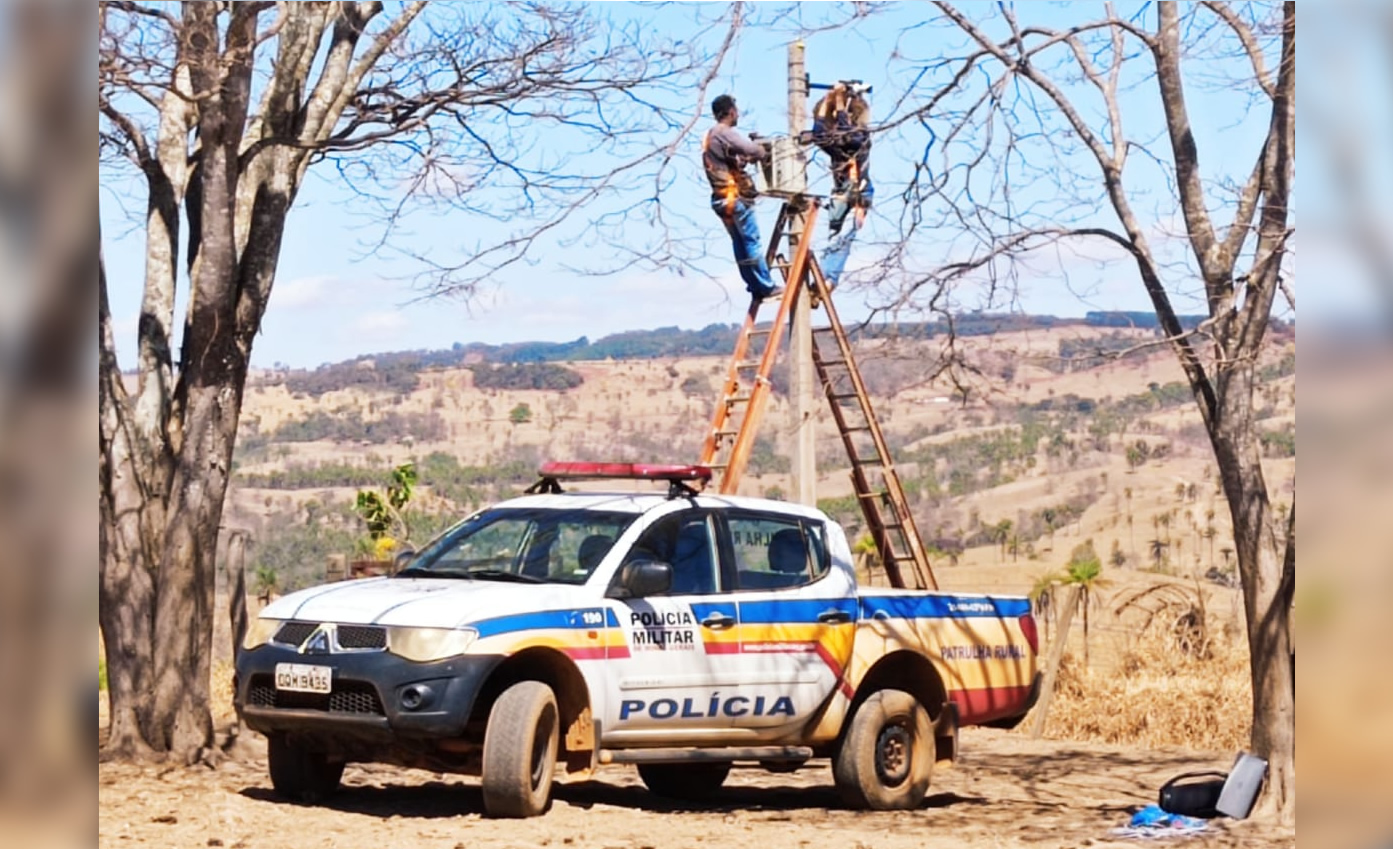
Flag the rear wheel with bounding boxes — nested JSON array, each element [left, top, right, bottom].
[[267, 735, 344, 803], [833, 689, 933, 810], [481, 681, 560, 818], [637, 762, 730, 801]]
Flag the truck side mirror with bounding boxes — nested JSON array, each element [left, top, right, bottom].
[[608, 560, 673, 599], [392, 547, 416, 575]]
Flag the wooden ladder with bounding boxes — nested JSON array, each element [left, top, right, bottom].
[[803, 251, 936, 591], [700, 200, 937, 591], [698, 204, 820, 496]]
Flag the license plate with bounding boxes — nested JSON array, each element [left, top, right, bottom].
[[275, 663, 332, 694]]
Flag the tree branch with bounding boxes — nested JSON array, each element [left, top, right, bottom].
[[1155, 2, 1226, 290], [1201, 0, 1277, 97]]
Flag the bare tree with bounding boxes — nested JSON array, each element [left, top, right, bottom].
[[98, 0, 738, 763], [882, 1, 1295, 821]]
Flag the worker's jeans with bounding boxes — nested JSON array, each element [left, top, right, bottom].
[[713, 199, 774, 295], [823, 176, 873, 288], [820, 225, 858, 289]]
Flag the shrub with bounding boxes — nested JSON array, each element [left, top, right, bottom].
[[471, 363, 583, 391]]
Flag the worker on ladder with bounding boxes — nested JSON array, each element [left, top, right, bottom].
[[808, 82, 873, 289], [702, 94, 785, 305]]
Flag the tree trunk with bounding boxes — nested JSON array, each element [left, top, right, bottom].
[[99, 253, 159, 759], [145, 3, 257, 761], [148, 381, 244, 759], [227, 531, 250, 659], [1211, 371, 1294, 823]]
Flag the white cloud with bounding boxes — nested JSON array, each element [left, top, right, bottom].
[[351, 310, 409, 337], [274, 275, 337, 310]]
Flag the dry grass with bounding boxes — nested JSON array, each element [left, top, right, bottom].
[[1042, 623, 1252, 751]]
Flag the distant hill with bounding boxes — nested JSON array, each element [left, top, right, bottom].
[[264, 311, 1237, 398]]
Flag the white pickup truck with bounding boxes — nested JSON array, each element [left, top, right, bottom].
[[235, 463, 1040, 817]]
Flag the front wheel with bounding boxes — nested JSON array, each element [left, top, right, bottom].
[[832, 689, 933, 810], [481, 681, 560, 818], [638, 762, 730, 801], [267, 735, 344, 803]]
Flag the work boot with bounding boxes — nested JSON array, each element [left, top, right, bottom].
[[752, 285, 785, 304]]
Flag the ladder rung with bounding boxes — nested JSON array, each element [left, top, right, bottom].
[[852, 456, 885, 466], [749, 329, 773, 337], [715, 429, 739, 437], [855, 491, 888, 501], [840, 425, 871, 433], [828, 392, 860, 401], [726, 394, 752, 404], [817, 359, 848, 367], [736, 360, 761, 370]]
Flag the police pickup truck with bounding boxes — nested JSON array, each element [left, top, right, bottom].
[[236, 463, 1040, 818]]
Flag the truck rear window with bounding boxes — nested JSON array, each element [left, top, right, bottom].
[[727, 514, 830, 591]]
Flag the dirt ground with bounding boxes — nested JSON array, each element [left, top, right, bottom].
[[98, 728, 1294, 849]]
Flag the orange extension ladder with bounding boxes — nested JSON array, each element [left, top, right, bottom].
[[698, 200, 937, 590]]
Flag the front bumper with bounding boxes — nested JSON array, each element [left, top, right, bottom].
[[235, 644, 501, 744]]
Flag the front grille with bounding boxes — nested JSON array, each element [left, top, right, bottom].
[[273, 621, 317, 646], [247, 675, 385, 715], [337, 625, 387, 649], [271, 621, 387, 651]]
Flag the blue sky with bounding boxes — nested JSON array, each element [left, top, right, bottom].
[[100, 2, 1308, 369]]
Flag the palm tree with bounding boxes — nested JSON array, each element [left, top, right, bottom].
[[1203, 509, 1217, 568], [1148, 538, 1169, 571], [253, 564, 279, 607], [1041, 507, 1060, 550], [994, 519, 1013, 562], [1028, 572, 1058, 645], [1061, 541, 1110, 669]]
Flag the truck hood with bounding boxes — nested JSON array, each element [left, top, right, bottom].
[[259, 576, 586, 629]]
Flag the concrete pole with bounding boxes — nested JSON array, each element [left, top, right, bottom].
[[788, 41, 817, 507]]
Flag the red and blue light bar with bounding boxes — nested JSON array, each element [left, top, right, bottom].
[[528, 462, 712, 497]]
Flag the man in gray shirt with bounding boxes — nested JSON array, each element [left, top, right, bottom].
[[701, 95, 782, 303]]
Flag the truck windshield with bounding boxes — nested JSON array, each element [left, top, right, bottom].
[[397, 508, 637, 585]]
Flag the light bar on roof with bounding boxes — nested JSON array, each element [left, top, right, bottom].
[[537, 462, 713, 483]]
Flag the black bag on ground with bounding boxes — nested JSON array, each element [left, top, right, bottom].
[[1158, 771, 1227, 819]]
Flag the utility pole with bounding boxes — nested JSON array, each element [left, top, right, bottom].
[[788, 40, 817, 507]]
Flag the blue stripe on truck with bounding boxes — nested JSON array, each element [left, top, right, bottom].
[[474, 608, 608, 638], [735, 598, 858, 624], [860, 595, 1031, 620]]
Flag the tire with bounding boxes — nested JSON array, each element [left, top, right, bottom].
[[832, 689, 933, 810], [481, 681, 560, 818], [267, 735, 344, 803], [637, 762, 730, 801]]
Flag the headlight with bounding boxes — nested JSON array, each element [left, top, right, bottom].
[[388, 627, 478, 662], [242, 617, 282, 651]]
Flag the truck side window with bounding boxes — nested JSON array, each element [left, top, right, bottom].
[[623, 512, 721, 595], [727, 514, 827, 590]]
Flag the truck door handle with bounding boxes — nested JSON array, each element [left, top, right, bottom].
[[817, 609, 852, 624], [701, 613, 737, 630]]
